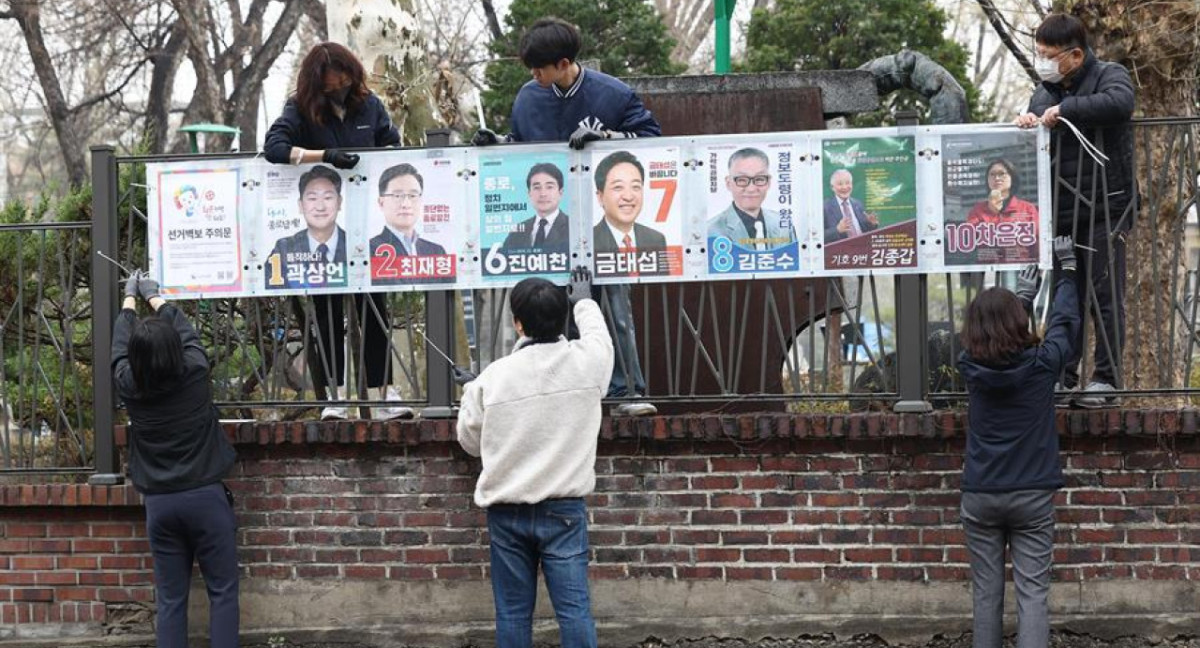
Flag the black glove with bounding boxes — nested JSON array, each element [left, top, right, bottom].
[[452, 366, 477, 386], [1053, 235, 1077, 272], [568, 125, 607, 150], [566, 265, 592, 305], [1014, 264, 1041, 304], [471, 128, 500, 146], [124, 269, 142, 298], [322, 149, 360, 170], [137, 274, 161, 301]]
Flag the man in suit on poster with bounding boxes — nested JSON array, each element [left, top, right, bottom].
[[823, 169, 879, 244]]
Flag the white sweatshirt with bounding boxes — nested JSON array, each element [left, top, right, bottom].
[[456, 299, 614, 508]]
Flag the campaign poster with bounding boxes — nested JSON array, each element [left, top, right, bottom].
[[821, 136, 918, 271], [702, 141, 800, 276], [942, 131, 1040, 266], [478, 151, 571, 282], [151, 165, 242, 296], [365, 154, 459, 287], [259, 164, 350, 292], [588, 146, 685, 281]]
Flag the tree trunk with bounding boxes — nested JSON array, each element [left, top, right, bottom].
[[146, 21, 189, 154], [7, 0, 87, 187]]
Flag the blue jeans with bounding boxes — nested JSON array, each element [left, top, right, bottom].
[[143, 482, 239, 648], [593, 285, 646, 398], [486, 498, 597, 648]]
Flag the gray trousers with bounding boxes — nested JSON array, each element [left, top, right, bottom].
[[960, 489, 1056, 648]]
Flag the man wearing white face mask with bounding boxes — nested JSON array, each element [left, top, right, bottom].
[[1014, 13, 1135, 409]]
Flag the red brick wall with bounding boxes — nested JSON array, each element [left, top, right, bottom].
[[2, 410, 1198, 634]]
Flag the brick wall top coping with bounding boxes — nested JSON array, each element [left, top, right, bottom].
[[3, 408, 1192, 509]]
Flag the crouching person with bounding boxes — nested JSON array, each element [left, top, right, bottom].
[[456, 267, 613, 648]]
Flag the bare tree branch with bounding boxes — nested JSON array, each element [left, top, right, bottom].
[[974, 0, 1038, 82], [69, 56, 150, 114]]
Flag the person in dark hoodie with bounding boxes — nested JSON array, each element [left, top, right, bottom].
[[112, 271, 239, 648], [957, 235, 1079, 648]]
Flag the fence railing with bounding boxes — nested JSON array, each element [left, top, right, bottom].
[[3, 117, 1199, 476]]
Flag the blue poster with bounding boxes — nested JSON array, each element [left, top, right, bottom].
[[702, 141, 800, 276], [478, 152, 572, 281]]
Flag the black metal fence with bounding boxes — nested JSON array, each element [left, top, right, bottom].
[[3, 118, 1199, 476]]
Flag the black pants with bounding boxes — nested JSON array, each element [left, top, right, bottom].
[[310, 292, 391, 389], [144, 482, 239, 648], [1059, 227, 1126, 387]]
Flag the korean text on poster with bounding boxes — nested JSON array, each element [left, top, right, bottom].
[[366, 156, 458, 287], [479, 152, 571, 281], [152, 166, 243, 295], [589, 146, 685, 281], [941, 132, 1040, 266], [821, 136, 918, 271], [260, 164, 349, 291], [702, 142, 800, 276]]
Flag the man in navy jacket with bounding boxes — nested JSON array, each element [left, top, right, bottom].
[[473, 17, 660, 417], [1015, 13, 1135, 407]]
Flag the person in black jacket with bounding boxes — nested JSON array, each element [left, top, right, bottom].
[[112, 271, 239, 648], [263, 41, 411, 420], [957, 236, 1079, 648], [1015, 14, 1135, 407]]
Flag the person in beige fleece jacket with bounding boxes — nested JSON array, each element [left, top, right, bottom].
[[457, 266, 612, 648]]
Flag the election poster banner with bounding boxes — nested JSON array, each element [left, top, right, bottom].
[[587, 145, 686, 282], [820, 135, 918, 272], [701, 140, 801, 277], [149, 163, 243, 296], [478, 151, 572, 282], [259, 164, 350, 292], [941, 130, 1041, 266], [364, 153, 459, 287]]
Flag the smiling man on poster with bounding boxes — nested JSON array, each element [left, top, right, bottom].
[[707, 147, 794, 250]]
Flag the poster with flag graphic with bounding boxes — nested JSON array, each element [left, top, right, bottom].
[[820, 136, 918, 273], [477, 151, 572, 283], [700, 140, 801, 277]]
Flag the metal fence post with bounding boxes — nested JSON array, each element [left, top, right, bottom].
[[892, 111, 932, 413], [89, 145, 123, 484], [422, 129, 458, 417]]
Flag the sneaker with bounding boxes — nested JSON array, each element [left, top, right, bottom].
[[372, 387, 415, 421], [321, 404, 349, 420], [1076, 381, 1117, 409], [1053, 382, 1076, 409], [321, 387, 349, 420], [612, 401, 657, 417]]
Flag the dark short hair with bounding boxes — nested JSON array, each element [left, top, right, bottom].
[[510, 277, 569, 342], [378, 163, 424, 195], [519, 17, 581, 68], [294, 42, 370, 126], [985, 159, 1020, 195], [526, 163, 564, 190], [593, 150, 644, 192], [298, 165, 342, 195], [1035, 14, 1088, 52], [961, 287, 1038, 366], [728, 147, 769, 170], [127, 316, 185, 394]]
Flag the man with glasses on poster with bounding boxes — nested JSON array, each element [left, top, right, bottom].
[[370, 162, 452, 286], [707, 147, 795, 250]]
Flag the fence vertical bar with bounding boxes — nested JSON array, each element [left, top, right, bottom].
[[892, 111, 932, 413], [89, 145, 123, 483], [422, 129, 458, 417]]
